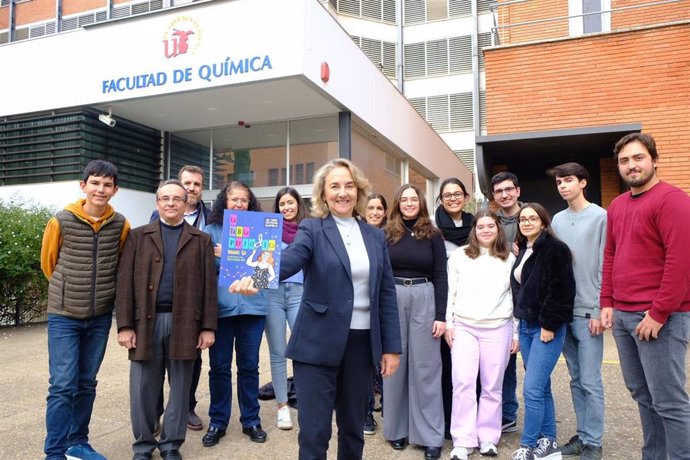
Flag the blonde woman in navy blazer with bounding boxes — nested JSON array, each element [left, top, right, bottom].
[[232, 159, 402, 460]]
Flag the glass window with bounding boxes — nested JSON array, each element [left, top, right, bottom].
[[351, 128, 401, 204], [288, 116, 339, 185], [211, 121, 287, 188], [0, 110, 160, 192]]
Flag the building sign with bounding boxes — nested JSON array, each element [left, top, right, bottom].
[[101, 14, 273, 94]]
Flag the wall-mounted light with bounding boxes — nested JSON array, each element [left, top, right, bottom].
[[99, 107, 116, 127]]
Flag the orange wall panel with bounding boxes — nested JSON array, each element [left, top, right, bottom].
[[15, 0, 55, 25], [62, 0, 107, 16]]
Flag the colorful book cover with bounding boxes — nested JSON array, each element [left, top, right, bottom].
[[218, 209, 283, 289]]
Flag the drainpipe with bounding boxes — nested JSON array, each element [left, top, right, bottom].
[[471, 0, 482, 199], [8, 0, 15, 42], [55, 0, 62, 33], [396, 0, 404, 92]]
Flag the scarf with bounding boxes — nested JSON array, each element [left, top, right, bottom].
[[282, 220, 299, 244], [434, 205, 473, 247]]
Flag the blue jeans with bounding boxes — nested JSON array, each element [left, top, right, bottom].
[[265, 283, 302, 404], [519, 320, 566, 447], [208, 314, 266, 429], [44, 313, 112, 460], [502, 353, 518, 421], [613, 310, 690, 460], [562, 317, 604, 447]]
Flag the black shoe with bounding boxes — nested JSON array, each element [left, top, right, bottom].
[[202, 426, 226, 447], [391, 438, 408, 450], [160, 450, 182, 460], [242, 425, 267, 443], [363, 413, 377, 435], [424, 446, 442, 460]]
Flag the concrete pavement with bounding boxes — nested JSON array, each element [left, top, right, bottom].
[[0, 319, 683, 459]]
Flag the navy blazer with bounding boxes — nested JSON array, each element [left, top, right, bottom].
[[281, 215, 402, 367]]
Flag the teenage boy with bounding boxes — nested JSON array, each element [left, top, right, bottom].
[[490, 171, 522, 434], [41, 160, 131, 460], [601, 133, 690, 459], [548, 163, 606, 460]]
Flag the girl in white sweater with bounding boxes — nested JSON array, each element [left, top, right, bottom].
[[444, 210, 518, 460]]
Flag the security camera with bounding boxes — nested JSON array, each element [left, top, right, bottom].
[[99, 113, 116, 127]]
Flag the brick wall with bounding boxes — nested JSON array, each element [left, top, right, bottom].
[[612, 0, 690, 30], [496, 0, 569, 45], [484, 23, 690, 193], [600, 157, 620, 208]]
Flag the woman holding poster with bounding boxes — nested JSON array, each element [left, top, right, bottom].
[[231, 159, 402, 460], [264, 187, 309, 430], [201, 181, 269, 448]]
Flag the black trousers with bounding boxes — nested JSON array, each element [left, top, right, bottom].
[[294, 330, 372, 460]]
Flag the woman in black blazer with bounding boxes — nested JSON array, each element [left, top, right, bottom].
[[232, 159, 402, 460]]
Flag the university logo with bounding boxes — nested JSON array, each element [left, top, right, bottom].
[[163, 16, 201, 59]]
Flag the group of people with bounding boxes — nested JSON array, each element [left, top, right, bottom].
[[40, 131, 690, 460]]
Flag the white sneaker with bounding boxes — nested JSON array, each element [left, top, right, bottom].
[[512, 446, 534, 460], [277, 406, 293, 430], [450, 447, 473, 460], [480, 441, 498, 456]]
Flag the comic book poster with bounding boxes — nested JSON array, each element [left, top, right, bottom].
[[218, 209, 283, 289]]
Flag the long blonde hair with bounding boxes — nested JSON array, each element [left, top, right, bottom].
[[310, 159, 371, 218]]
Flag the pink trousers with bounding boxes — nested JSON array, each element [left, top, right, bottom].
[[450, 321, 512, 447]]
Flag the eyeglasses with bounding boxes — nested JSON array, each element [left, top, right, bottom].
[[229, 197, 250, 205], [493, 186, 517, 196], [518, 216, 540, 225], [442, 192, 465, 201], [157, 195, 185, 204]]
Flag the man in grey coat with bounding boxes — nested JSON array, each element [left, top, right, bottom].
[[116, 179, 217, 460]]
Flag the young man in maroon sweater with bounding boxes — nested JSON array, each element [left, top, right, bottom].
[[600, 132, 690, 460]]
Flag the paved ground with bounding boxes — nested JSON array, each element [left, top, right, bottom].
[[1, 319, 686, 460]]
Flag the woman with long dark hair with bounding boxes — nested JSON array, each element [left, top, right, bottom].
[[362, 192, 389, 435], [365, 192, 388, 229], [383, 183, 447, 460], [202, 181, 269, 448], [445, 210, 517, 459], [510, 203, 575, 460], [434, 177, 474, 439], [265, 187, 309, 430]]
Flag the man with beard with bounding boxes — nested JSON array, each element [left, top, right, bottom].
[[601, 132, 690, 459], [150, 165, 211, 432]]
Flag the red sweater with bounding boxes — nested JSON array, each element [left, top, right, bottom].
[[600, 182, 690, 324]]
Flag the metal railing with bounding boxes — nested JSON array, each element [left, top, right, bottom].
[[489, 0, 689, 46]]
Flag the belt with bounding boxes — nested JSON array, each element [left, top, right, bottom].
[[394, 277, 429, 287]]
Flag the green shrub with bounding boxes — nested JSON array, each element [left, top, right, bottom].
[[0, 197, 55, 326]]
